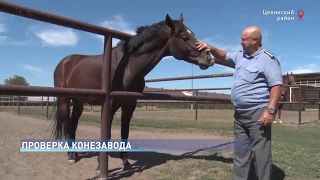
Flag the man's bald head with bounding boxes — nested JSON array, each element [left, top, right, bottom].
[[243, 26, 262, 38], [240, 26, 263, 55]]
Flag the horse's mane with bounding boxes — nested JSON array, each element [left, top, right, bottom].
[[116, 19, 185, 53]]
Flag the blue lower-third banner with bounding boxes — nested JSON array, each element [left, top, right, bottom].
[[20, 138, 253, 152]]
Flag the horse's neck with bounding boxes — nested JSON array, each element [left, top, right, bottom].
[[113, 35, 169, 90], [126, 36, 169, 79], [282, 79, 290, 95], [282, 86, 289, 95]]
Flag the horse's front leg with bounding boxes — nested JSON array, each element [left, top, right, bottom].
[[277, 108, 283, 124], [119, 100, 136, 170]]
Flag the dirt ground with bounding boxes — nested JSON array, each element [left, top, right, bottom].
[[0, 112, 230, 180]]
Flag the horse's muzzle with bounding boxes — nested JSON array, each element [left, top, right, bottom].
[[206, 53, 215, 66]]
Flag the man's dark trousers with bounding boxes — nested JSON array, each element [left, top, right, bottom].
[[232, 107, 272, 180]]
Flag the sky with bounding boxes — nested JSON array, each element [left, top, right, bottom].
[[0, 0, 319, 95]]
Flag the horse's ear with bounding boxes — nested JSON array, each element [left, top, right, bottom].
[[179, 14, 184, 22], [287, 72, 289, 75], [291, 72, 293, 75], [166, 14, 175, 37]]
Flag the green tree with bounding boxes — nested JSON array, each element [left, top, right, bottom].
[[4, 75, 30, 86]]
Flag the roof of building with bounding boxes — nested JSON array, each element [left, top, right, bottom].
[[286, 72, 320, 83]]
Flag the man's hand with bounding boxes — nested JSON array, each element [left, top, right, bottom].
[[196, 40, 228, 62], [259, 85, 282, 127], [259, 110, 275, 127], [196, 40, 211, 52]]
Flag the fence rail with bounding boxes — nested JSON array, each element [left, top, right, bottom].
[[296, 80, 320, 87], [145, 73, 234, 82], [2, 84, 320, 122]]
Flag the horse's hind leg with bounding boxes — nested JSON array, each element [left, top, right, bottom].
[[68, 99, 84, 164], [53, 97, 72, 164], [119, 100, 137, 170]]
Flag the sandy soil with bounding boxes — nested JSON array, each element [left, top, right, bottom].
[[0, 112, 229, 180]]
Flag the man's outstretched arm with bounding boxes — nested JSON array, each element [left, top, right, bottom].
[[196, 40, 238, 66]]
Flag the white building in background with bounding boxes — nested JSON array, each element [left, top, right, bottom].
[[26, 96, 56, 102]]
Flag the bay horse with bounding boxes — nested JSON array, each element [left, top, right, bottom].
[[52, 14, 215, 172], [274, 72, 297, 124]]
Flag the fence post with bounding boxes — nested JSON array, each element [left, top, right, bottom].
[[46, 96, 49, 119], [318, 90, 320, 120], [195, 90, 198, 120], [18, 96, 20, 114], [298, 86, 302, 125], [100, 35, 112, 180], [289, 87, 292, 102]]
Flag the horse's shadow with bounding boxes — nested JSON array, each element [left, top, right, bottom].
[[80, 151, 285, 180]]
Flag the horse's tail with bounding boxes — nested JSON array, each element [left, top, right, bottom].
[[51, 98, 64, 139]]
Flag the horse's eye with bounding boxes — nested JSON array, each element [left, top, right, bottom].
[[182, 36, 189, 41]]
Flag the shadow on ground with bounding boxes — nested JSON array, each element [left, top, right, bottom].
[[79, 151, 285, 180], [249, 163, 285, 180]]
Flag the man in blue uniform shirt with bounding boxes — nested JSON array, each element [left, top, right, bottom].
[[196, 26, 283, 180]]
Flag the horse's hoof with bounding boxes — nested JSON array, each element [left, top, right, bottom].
[[68, 159, 76, 165], [122, 162, 131, 171], [95, 169, 100, 176]]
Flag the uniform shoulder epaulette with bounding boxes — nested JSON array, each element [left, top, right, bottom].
[[264, 50, 280, 65], [264, 50, 275, 58]]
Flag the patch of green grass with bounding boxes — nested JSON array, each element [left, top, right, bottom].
[[271, 124, 320, 179], [150, 123, 320, 180], [154, 123, 320, 180], [150, 152, 232, 180], [152, 124, 320, 180]]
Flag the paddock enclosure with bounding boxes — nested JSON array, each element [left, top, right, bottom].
[[1, 1, 320, 180]]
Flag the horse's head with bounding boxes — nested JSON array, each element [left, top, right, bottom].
[[165, 14, 215, 70], [284, 72, 297, 85]]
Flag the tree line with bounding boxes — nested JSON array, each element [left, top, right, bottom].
[[1, 75, 30, 105]]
